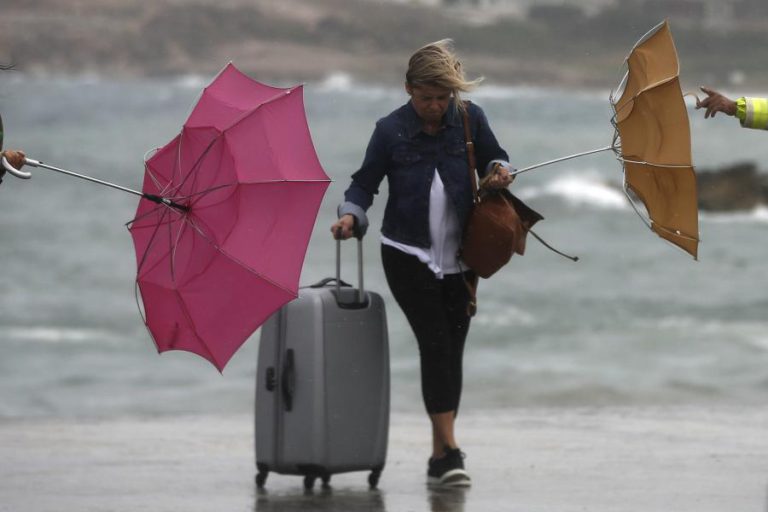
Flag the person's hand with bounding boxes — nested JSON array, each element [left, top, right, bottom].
[[1, 149, 26, 171], [1, 149, 25, 182], [696, 87, 737, 119], [480, 162, 514, 190], [330, 214, 356, 240]]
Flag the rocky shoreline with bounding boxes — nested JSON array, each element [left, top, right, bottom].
[[697, 162, 768, 212]]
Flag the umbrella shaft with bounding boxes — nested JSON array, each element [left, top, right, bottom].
[[27, 159, 188, 211], [513, 146, 617, 175], [27, 159, 144, 198]]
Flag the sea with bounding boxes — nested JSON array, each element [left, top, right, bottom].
[[2, 71, 768, 420]]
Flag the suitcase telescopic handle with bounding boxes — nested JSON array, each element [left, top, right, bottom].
[[335, 229, 365, 304]]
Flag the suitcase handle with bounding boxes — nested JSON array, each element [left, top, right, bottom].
[[309, 277, 352, 289], [281, 349, 295, 412], [335, 235, 365, 305]]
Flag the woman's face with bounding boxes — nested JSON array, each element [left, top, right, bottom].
[[405, 83, 453, 125]]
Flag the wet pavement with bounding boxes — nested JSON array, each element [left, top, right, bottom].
[[2, 407, 768, 511]]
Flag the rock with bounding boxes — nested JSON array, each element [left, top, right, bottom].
[[696, 162, 768, 211]]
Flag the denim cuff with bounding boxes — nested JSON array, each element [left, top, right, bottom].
[[487, 159, 512, 172], [337, 201, 369, 238]]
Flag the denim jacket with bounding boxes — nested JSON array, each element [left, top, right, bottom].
[[338, 100, 509, 248]]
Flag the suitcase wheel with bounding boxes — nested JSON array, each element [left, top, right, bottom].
[[368, 468, 382, 489], [255, 471, 268, 488], [303, 473, 331, 490]]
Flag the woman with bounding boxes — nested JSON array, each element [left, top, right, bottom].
[[330, 39, 513, 487]]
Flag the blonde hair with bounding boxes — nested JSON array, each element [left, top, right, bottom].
[[406, 39, 483, 111]]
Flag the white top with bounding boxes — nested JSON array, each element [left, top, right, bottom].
[[381, 169, 463, 279]]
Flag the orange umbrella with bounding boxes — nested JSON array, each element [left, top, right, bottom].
[[513, 20, 699, 259], [610, 20, 699, 259]]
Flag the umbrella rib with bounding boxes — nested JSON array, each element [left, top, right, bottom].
[[170, 284, 224, 371], [166, 87, 300, 204], [166, 132, 221, 202], [132, 212, 223, 369], [622, 183, 654, 231], [183, 215, 298, 298], [126, 199, 187, 230], [166, 204, 185, 285], [133, 206, 172, 275], [654, 225, 699, 242], [178, 133, 218, 202], [619, 157, 691, 169], [137, 275, 222, 371], [134, 280, 152, 340], [622, 172, 699, 241], [183, 180, 330, 210], [614, 77, 679, 113], [145, 163, 177, 200]]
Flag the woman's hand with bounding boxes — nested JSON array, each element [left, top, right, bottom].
[[330, 214, 356, 240], [696, 87, 737, 118], [480, 162, 514, 190]]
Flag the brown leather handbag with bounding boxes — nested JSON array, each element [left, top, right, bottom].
[[459, 109, 543, 279]]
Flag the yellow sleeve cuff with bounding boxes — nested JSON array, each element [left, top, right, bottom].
[[735, 97, 746, 122], [740, 97, 768, 130]]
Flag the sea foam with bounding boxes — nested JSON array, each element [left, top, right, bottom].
[[517, 172, 628, 210]]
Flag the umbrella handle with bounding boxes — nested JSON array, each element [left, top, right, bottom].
[[1, 156, 34, 179]]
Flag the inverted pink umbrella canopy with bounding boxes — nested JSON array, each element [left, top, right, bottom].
[[129, 63, 330, 371]]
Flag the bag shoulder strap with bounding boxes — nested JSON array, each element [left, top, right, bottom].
[[461, 105, 479, 201], [460, 103, 479, 316]]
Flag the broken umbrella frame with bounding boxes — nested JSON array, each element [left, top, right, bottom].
[[511, 19, 699, 260], [3, 63, 331, 371]]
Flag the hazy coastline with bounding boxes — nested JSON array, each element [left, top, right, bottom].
[[3, 0, 768, 89]]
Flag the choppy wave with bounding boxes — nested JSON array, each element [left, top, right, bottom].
[[316, 72, 355, 91], [471, 84, 609, 102], [514, 173, 768, 221], [517, 172, 629, 210], [172, 74, 209, 89], [313, 72, 401, 101], [631, 315, 768, 350], [475, 305, 538, 328], [309, 71, 611, 102], [700, 206, 768, 224], [1, 326, 123, 345]]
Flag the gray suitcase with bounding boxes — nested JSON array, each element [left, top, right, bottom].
[[255, 237, 389, 490]]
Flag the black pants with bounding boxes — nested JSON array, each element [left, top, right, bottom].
[[381, 245, 472, 414]]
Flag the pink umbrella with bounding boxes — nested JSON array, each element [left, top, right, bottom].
[[128, 63, 330, 371]]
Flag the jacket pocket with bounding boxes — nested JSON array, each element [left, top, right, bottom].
[[392, 146, 423, 165], [445, 141, 467, 157]]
